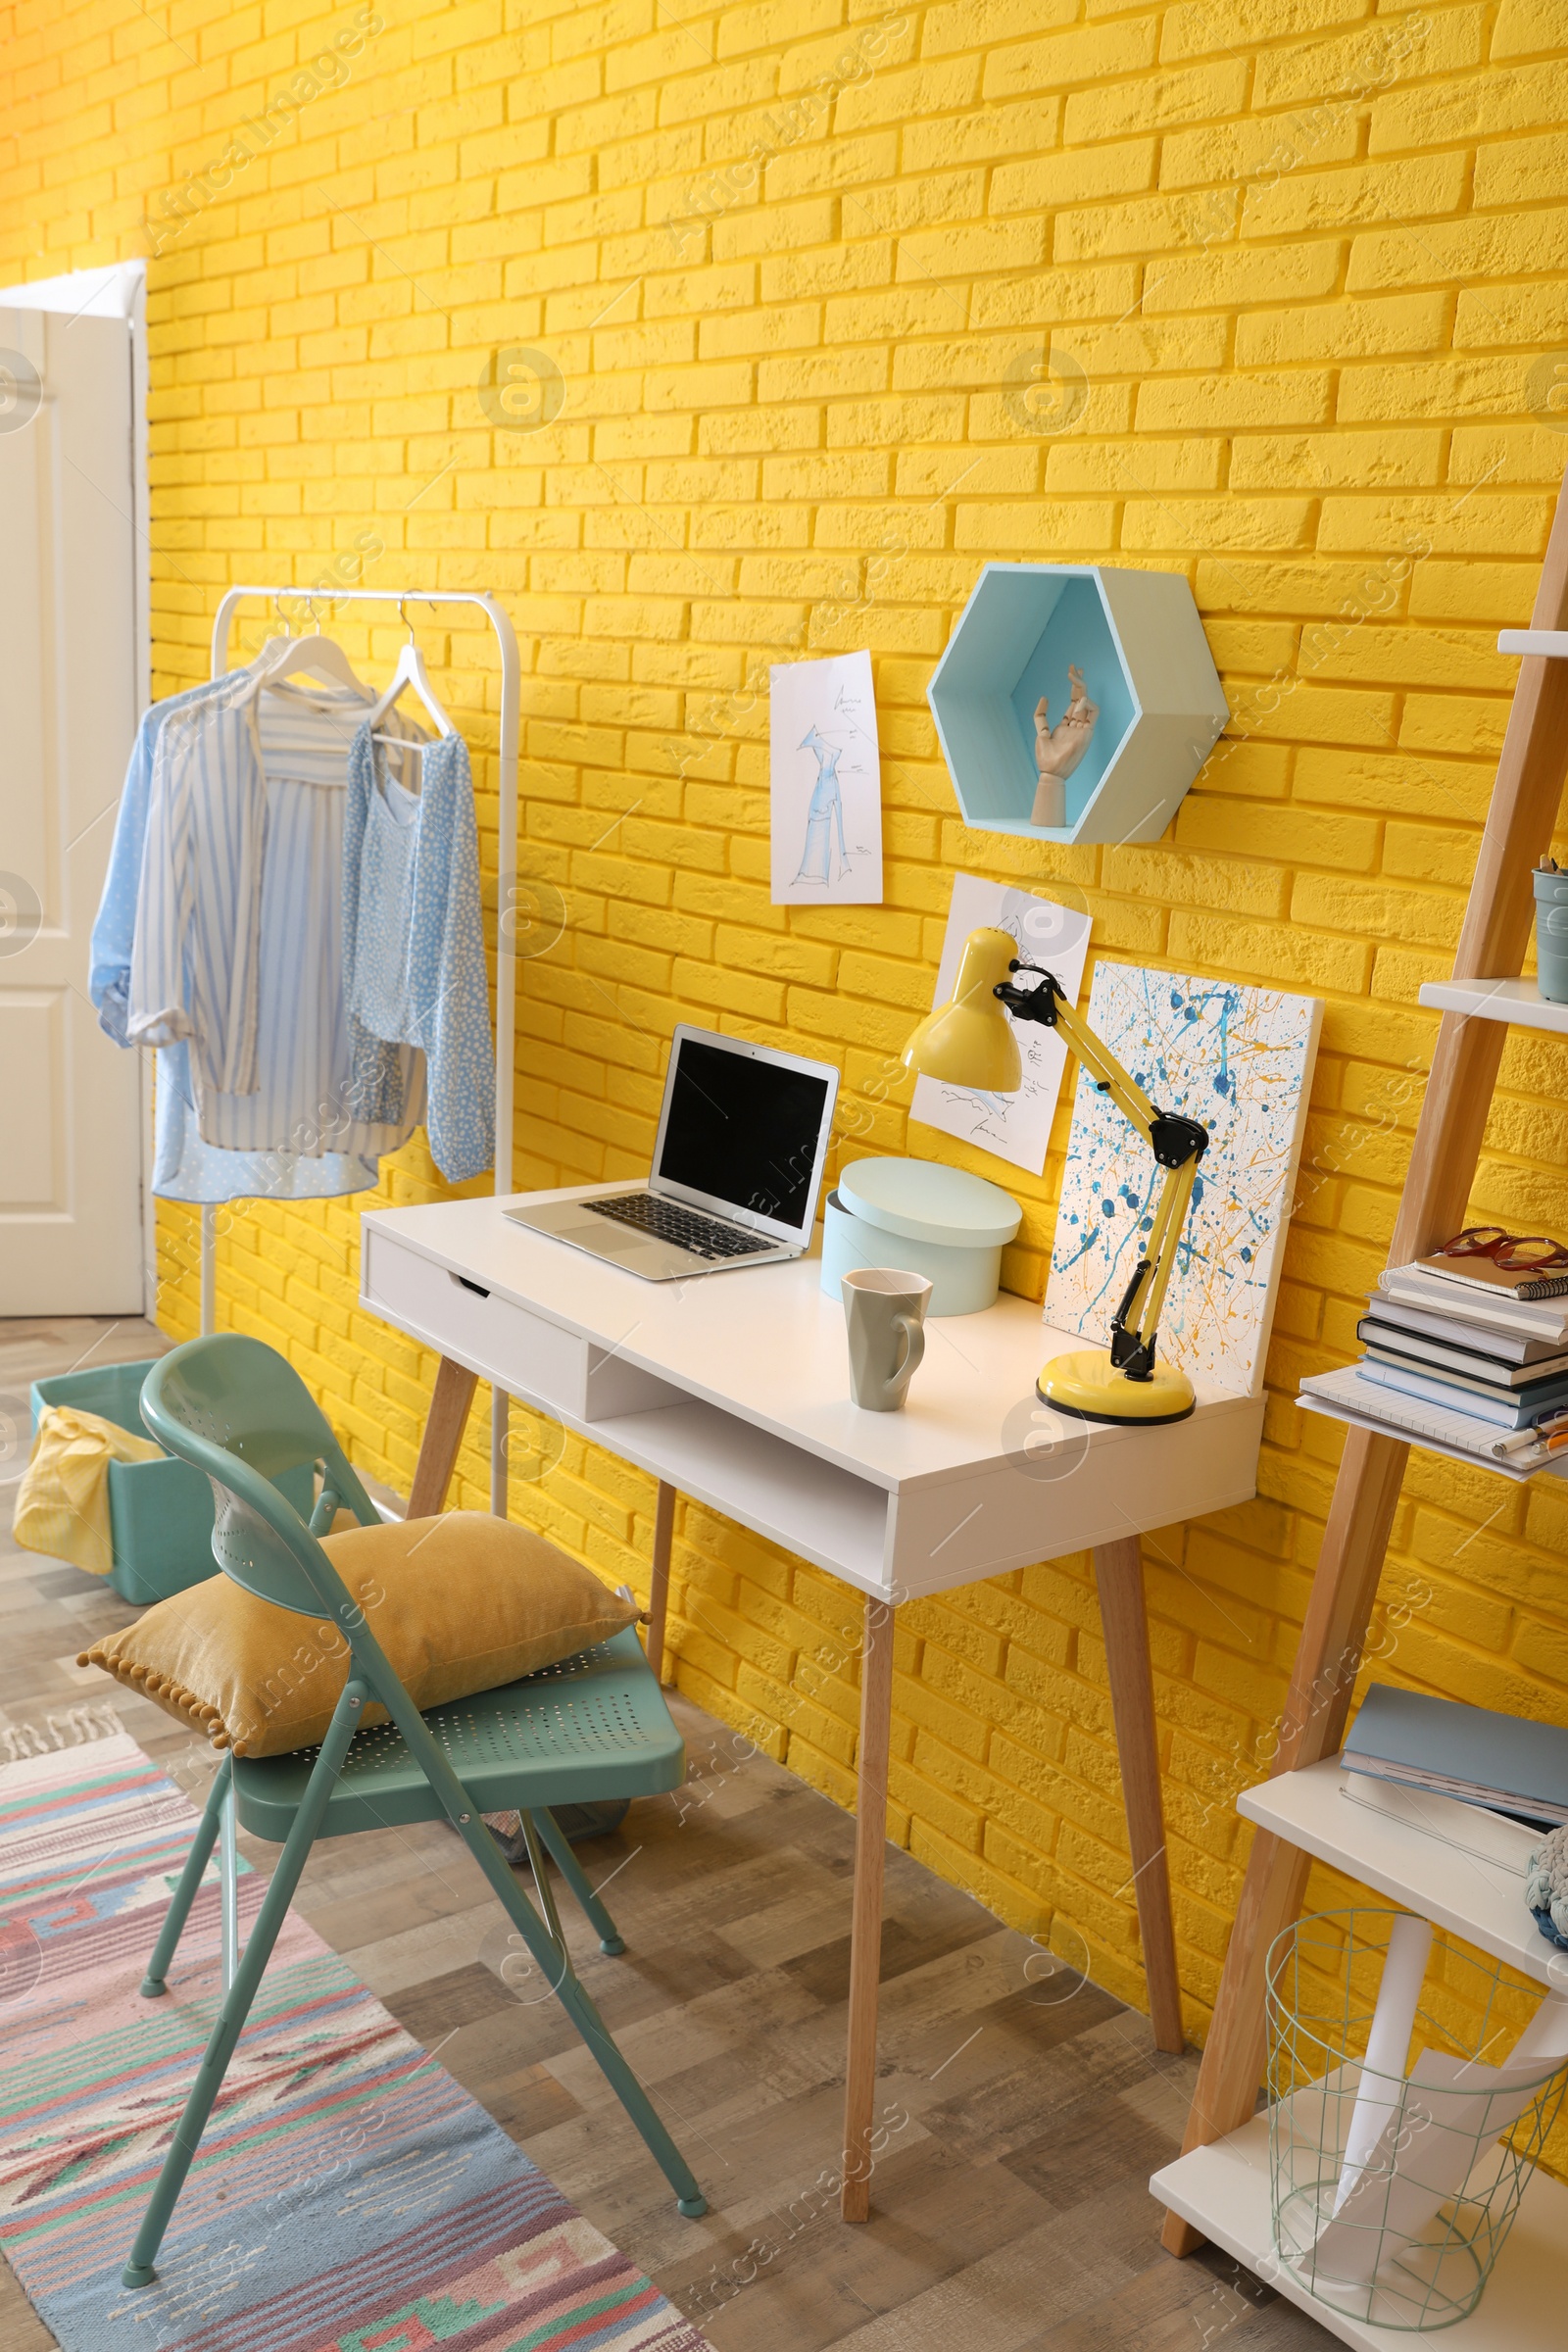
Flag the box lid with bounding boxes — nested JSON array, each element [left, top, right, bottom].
[[838, 1156, 1022, 1249]]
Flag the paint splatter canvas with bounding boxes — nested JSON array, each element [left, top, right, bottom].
[[1044, 963, 1321, 1396]]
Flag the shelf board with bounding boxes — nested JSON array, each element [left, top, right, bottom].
[[1152, 2104, 1568, 2350], [558, 1399, 894, 1597], [1237, 1758, 1555, 1987], [1297, 1388, 1565, 1488], [1418, 976, 1568, 1037], [1499, 628, 1568, 659]]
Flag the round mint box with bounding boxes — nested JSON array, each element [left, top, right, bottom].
[[821, 1157, 1023, 1316]]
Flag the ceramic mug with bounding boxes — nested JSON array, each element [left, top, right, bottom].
[[842, 1267, 932, 1411]]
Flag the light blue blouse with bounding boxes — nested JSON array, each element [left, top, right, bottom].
[[342, 725, 495, 1184]]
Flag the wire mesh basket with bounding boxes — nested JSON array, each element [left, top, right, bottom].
[[1266, 1907, 1568, 2331]]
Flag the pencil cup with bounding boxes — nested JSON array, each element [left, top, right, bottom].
[[842, 1268, 931, 1411], [1535, 866, 1568, 1004]]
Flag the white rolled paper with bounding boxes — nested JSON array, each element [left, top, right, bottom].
[[1491, 1986, 1568, 2074], [1331, 1913, 1432, 2218]]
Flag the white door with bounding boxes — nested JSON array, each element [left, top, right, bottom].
[[0, 304, 144, 1313]]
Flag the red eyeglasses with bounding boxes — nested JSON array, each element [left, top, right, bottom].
[[1438, 1227, 1568, 1270]]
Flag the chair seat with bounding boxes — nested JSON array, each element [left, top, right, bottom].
[[234, 1628, 683, 1840]]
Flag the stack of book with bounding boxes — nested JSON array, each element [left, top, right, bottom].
[[1300, 1250, 1568, 1472]]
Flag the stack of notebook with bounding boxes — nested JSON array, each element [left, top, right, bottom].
[[1300, 1252, 1568, 1469]]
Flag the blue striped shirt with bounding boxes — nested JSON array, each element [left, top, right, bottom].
[[93, 659, 429, 1200]]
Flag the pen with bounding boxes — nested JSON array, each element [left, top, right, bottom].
[[1492, 1415, 1568, 1460], [1504, 1420, 1568, 1458]]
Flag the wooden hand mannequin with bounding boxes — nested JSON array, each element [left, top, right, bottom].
[[1031, 663, 1099, 826]]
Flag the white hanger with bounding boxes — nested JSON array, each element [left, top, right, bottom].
[[366, 600, 455, 741], [256, 594, 372, 698]]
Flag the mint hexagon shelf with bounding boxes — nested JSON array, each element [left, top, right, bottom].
[[926, 563, 1229, 845]]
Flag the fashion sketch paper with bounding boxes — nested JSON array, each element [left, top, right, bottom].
[[909, 873, 1092, 1176], [769, 651, 883, 906]]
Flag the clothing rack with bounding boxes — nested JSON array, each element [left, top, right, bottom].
[[205, 585, 521, 1517]]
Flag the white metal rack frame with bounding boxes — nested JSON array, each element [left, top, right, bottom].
[[202, 584, 522, 1517]]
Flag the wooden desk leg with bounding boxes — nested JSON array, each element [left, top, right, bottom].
[[647, 1481, 675, 1687], [407, 1357, 479, 1518], [1094, 1537, 1184, 2057], [842, 1593, 895, 2223]]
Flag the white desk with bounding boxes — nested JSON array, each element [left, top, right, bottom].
[[362, 1186, 1266, 2215]]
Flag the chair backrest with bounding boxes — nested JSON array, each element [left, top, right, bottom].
[[141, 1335, 380, 1619]]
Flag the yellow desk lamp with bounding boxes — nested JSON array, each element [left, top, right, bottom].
[[901, 927, 1208, 1427]]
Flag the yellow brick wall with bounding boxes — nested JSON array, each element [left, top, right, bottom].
[[8, 0, 1568, 2047]]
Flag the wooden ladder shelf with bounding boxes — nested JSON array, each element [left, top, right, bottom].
[[1161, 467, 1568, 2258]]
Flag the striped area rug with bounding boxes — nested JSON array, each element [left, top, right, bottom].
[[0, 1736, 710, 2352]]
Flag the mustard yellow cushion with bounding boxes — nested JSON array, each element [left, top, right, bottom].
[[78, 1511, 639, 1758]]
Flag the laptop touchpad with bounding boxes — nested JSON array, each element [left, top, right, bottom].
[[557, 1215, 649, 1257]]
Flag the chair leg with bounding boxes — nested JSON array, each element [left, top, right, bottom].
[[554, 1950, 709, 2218], [142, 1756, 232, 1999], [533, 1808, 626, 1955], [447, 1804, 705, 2216], [516, 1813, 565, 1945], [122, 1684, 368, 2289], [220, 1777, 239, 1991]]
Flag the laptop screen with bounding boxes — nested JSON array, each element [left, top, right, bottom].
[[657, 1035, 832, 1235]]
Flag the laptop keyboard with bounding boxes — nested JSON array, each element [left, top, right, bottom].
[[585, 1193, 774, 1260]]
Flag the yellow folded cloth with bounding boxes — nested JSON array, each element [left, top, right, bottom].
[[12, 1404, 163, 1579]]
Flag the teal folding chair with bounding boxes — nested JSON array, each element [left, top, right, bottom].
[[122, 1333, 705, 2291]]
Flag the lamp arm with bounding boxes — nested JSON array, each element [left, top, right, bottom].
[[994, 964, 1158, 1143], [1118, 1157, 1199, 1361], [996, 960, 1210, 1382]]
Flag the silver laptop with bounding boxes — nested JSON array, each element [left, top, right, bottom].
[[506, 1025, 840, 1281]]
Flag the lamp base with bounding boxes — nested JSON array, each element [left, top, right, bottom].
[[1037, 1348, 1196, 1427]]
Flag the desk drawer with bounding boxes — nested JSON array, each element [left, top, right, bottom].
[[363, 1229, 588, 1412], [361, 1229, 682, 1423]]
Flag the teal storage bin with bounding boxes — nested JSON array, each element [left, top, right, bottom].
[[819, 1156, 1023, 1316], [29, 1359, 314, 1607]]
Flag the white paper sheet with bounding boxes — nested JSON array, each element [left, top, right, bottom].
[[1311, 2046, 1554, 2282], [908, 873, 1091, 1177], [1310, 1990, 1568, 2285], [769, 650, 882, 906]]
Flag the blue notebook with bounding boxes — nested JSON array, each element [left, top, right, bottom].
[[1344, 1684, 1568, 1828]]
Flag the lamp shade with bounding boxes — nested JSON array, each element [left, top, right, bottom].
[[901, 926, 1023, 1093]]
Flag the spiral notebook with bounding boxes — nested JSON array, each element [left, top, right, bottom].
[[1416, 1254, 1568, 1302]]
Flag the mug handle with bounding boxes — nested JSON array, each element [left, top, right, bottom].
[[891, 1313, 925, 1390]]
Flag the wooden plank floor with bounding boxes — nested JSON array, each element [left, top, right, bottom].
[[0, 1316, 1335, 2350]]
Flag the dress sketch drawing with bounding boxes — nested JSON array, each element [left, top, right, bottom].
[[793, 725, 850, 884], [769, 650, 884, 906]]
